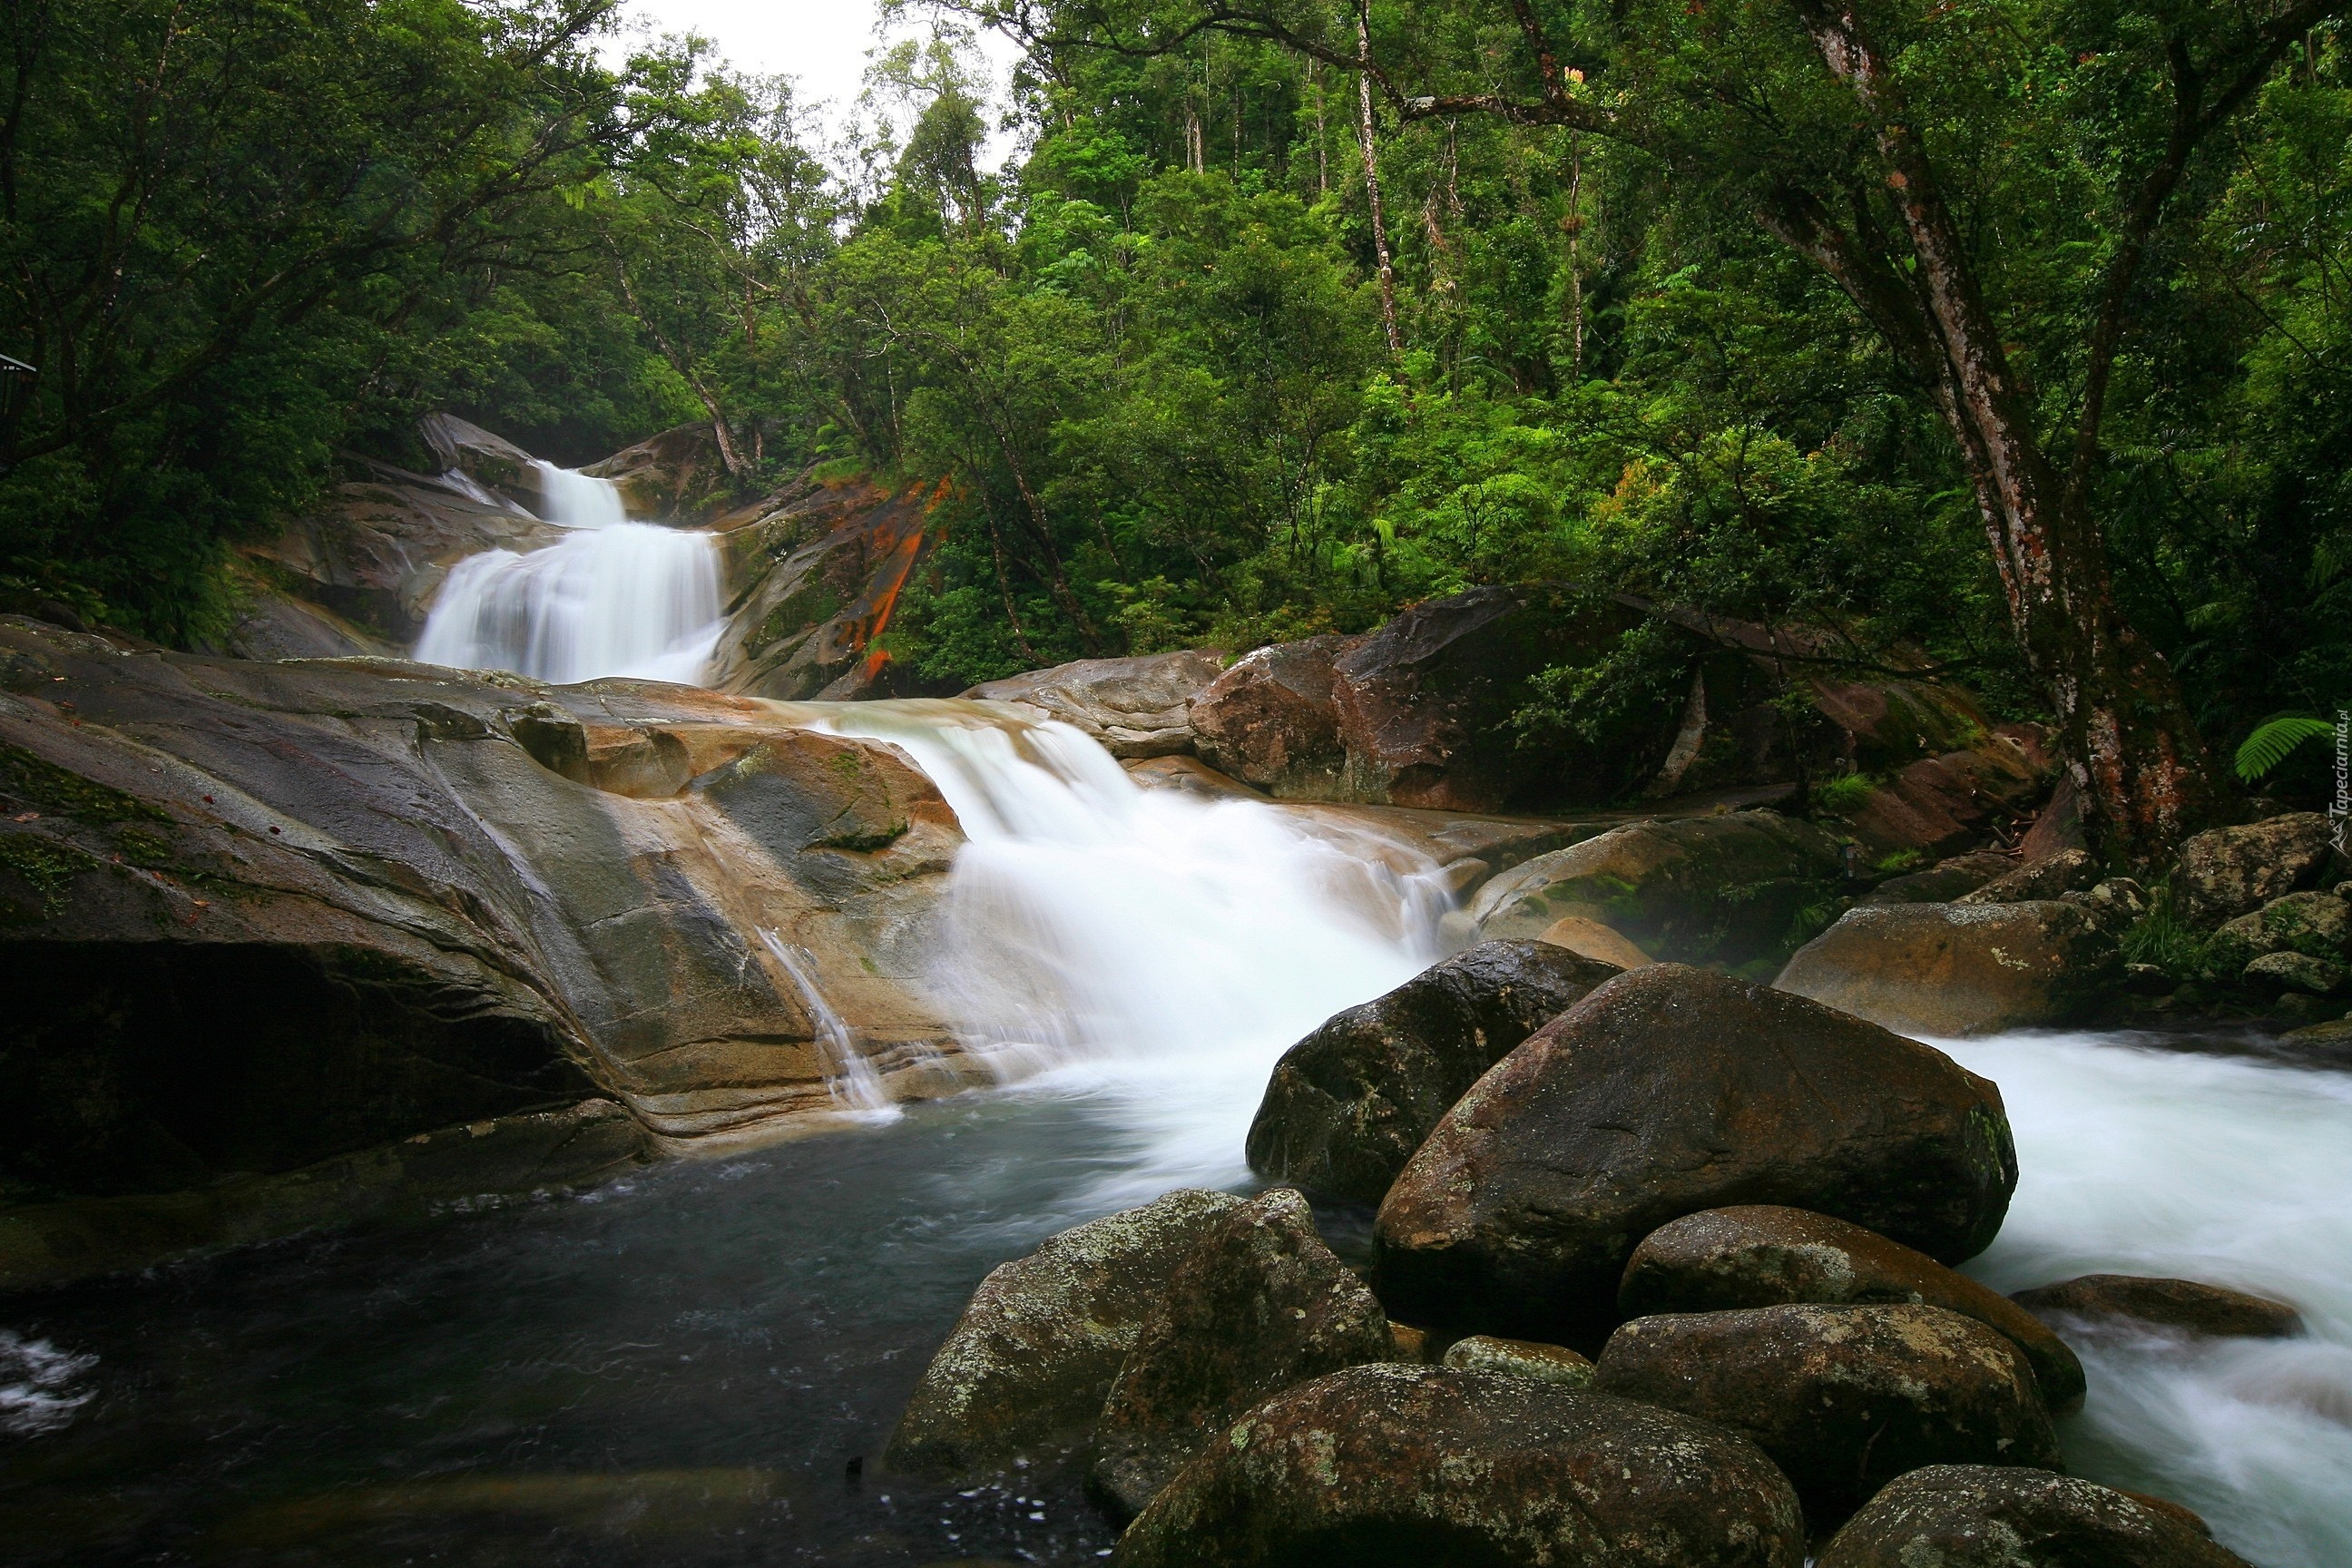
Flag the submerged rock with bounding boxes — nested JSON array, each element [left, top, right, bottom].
[[1817, 1465, 2250, 1567], [1465, 809, 1847, 969], [1437, 1334, 1592, 1385], [1374, 965, 2016, 1344], [1245, 940, 1620, 1204], [1592, 1304, 2062, 1523], [966, 650, 1227, 760], [885, 1190, 1244, 1479], [1619, 1206, 2082, 1408], [1775, 900, 2120, 1036], [1090, 1189, 1390, 1520], [2010, 1274, 2304, 1340], [1112, 1365, 1805, 1568], [2173, 813, 2337, 926]]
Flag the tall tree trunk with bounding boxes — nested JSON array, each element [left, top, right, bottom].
[[1355, 5, 1401, 357]]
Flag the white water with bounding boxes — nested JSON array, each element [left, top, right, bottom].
[[0, 1330, 96, 1436], [1940, 1032, 2352, 1566], [757, 926, 895, 1118], [818, 700, 1452, 1201], [412, 466, 724, 685]]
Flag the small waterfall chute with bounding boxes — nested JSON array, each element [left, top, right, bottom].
[[758, 927, 895, 1120], [412, 467, 723, 686]]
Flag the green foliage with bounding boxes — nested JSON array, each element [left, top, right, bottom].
[[2120, 883, 2229, 982], [2235, 716, 2336, 783], [1810, 772, 1879, 816]]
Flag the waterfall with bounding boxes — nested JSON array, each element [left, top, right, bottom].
[[412, 466, 724, 686], [816, 699, 1452, 1198], [757, 927, 894, 1118]]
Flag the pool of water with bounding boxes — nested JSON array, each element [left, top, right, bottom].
[[3, 1030, 2348, 1568]]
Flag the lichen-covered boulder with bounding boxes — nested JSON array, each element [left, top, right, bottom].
[[1090, 1189, 1390, 1520], [2173, 813, 2337, 926], [2244, 949, 2346, 995], [1620, 1206, 2082, 1408], [1817, 1465, 2250, 1567], [1112, 1365, 1806, 1568], [2011, 1274, 2304, 1340], [1592, 1304, 2062, 1523], [1437, 1334, 1592, 1385], [885, 1190, 1243, 1478], [2213, 890, 2351, 967], [965, 650, 1227, 760], [1244, 940, 1621, 1204], [1375, 965, 2017, 1345], [1775, 900, 2121, 1036], [1955, 847, 2099, 905], [1466, 809, 1847, 969]]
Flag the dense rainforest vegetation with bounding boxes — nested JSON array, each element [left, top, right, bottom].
[[3, 0, 2347, 849]]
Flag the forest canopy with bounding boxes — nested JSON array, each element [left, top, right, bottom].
[[3, 0, 2347, 842]]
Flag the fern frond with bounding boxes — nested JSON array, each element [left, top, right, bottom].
[[2234, 715, 2333, 783]]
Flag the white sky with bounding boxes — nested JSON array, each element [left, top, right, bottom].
[[603, 0, 1024, 162]]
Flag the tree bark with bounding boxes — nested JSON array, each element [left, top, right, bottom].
[[1355, 5, 1401, 357]]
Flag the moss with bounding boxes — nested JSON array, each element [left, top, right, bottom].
[[816, 819, 908, 853], [112, 826, 178, 868], [0, 835, 95, 920], [0, 745, 175, 826], [1872, 848, 1925, 875]]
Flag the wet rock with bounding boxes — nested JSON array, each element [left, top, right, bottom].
[[2173, 813, 2337, 926], [1375, 965, 2017, 1344], [1592, 1304, 2062, 1523], [583, 421, 735, 520], [1112, 1364, 1806, 1568], [1535, 915, 1653, 968], [966, 651, 1226, 760], [1776, 900, 2121, 1036], [420, 411, 544, 507], [1817, 1464, 2251, 1568], [885, 1190, 1245, 1479], [1864, 851, 2017, 905], [1245, 940, 1621, 1205], [1955, 847, 2098, 905], [2243, 949, 2345, 995], [1090, 1189, 1390, 1520], [1467, 809, 1847, 969], [2010, 1274, 2304, 1339], [1189, 634, 1355, 799], [1438, 1334, 1592, 1385], [1619, 1206, 2082, 1408]]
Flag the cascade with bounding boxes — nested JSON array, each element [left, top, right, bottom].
[[411, 466, 724, 685], [815, 699, 1453, 1196]]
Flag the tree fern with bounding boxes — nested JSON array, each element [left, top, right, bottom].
[[2234, 715, 2334, 783]]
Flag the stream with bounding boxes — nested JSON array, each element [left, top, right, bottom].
[[1, 471, 2345, 1565]]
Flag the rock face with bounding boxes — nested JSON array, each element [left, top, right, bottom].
[[1245, 940, 1621, 1205], [2011, 1274, 2304, 1339], [1955, 847, 2099, 905], [1466, 810, 1847, 970], [1190, 634, 1355, 798], [0, 616, 977, 1289], [1375, 965, 2017, 1344], [583, 421, 735, 520], [420, 412, 544, 508], [885, 1190, 1244, 1479], [1817, 1465, 2251, 1568], [1776, 900, 2122, 1036], [2214, 889, 2351, 965], [1090, 1190, 1390, 1520], [965, 650, 1227, 760], [703, 475, 947, 701], [1619, 1206, 2083, 1408], [1438, 1334, 1592, 1385], [1112, 1365, 1806, 1568], [1865, 851, 2017, 905], [1836, 741, 2050, 860], [2173, 812, 2337, 926], [1592, 1305, 2062, 1522]]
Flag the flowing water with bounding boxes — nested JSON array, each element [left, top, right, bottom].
[[2, 688, 2347, 1562], [412, 466, 725, 685]]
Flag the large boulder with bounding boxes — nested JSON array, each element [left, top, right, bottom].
[[583, 421, 736, 521], [1817, 1465, 2251, 1568], [1775, 901, 2121, 1036], [1863, 850, 2018, 906], [1374, 965, 2016, 1344], [1090, 1190, 1390, 1519], [2211, 889, 2350, 967], [2011, 1274, 2304, 1340], [1438, 1334, 1592, 1385], [1244, 940, 1622, 1205], [420, 411, 544, 508], [1592, 1304, 2062, 1522], [1189, 634, 1355, 797], [1620, 1206, 2082, 1408], [1112, 1365, 1806, 1568], [0, 616, 975, 1289], [1465, 810, 1847, 971], [1835, 742, 2049, 860], [884, 1190, 1244, 1479], [2173, 813, 2337, 926], [1955, 846, 2100, 905], [965, 650, 1226, 760]]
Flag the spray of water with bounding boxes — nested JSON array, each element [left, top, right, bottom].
[[1943, 1032, 2352, 1567], [412, 467, 724, 685], [816, 699, 1452, 1200]]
